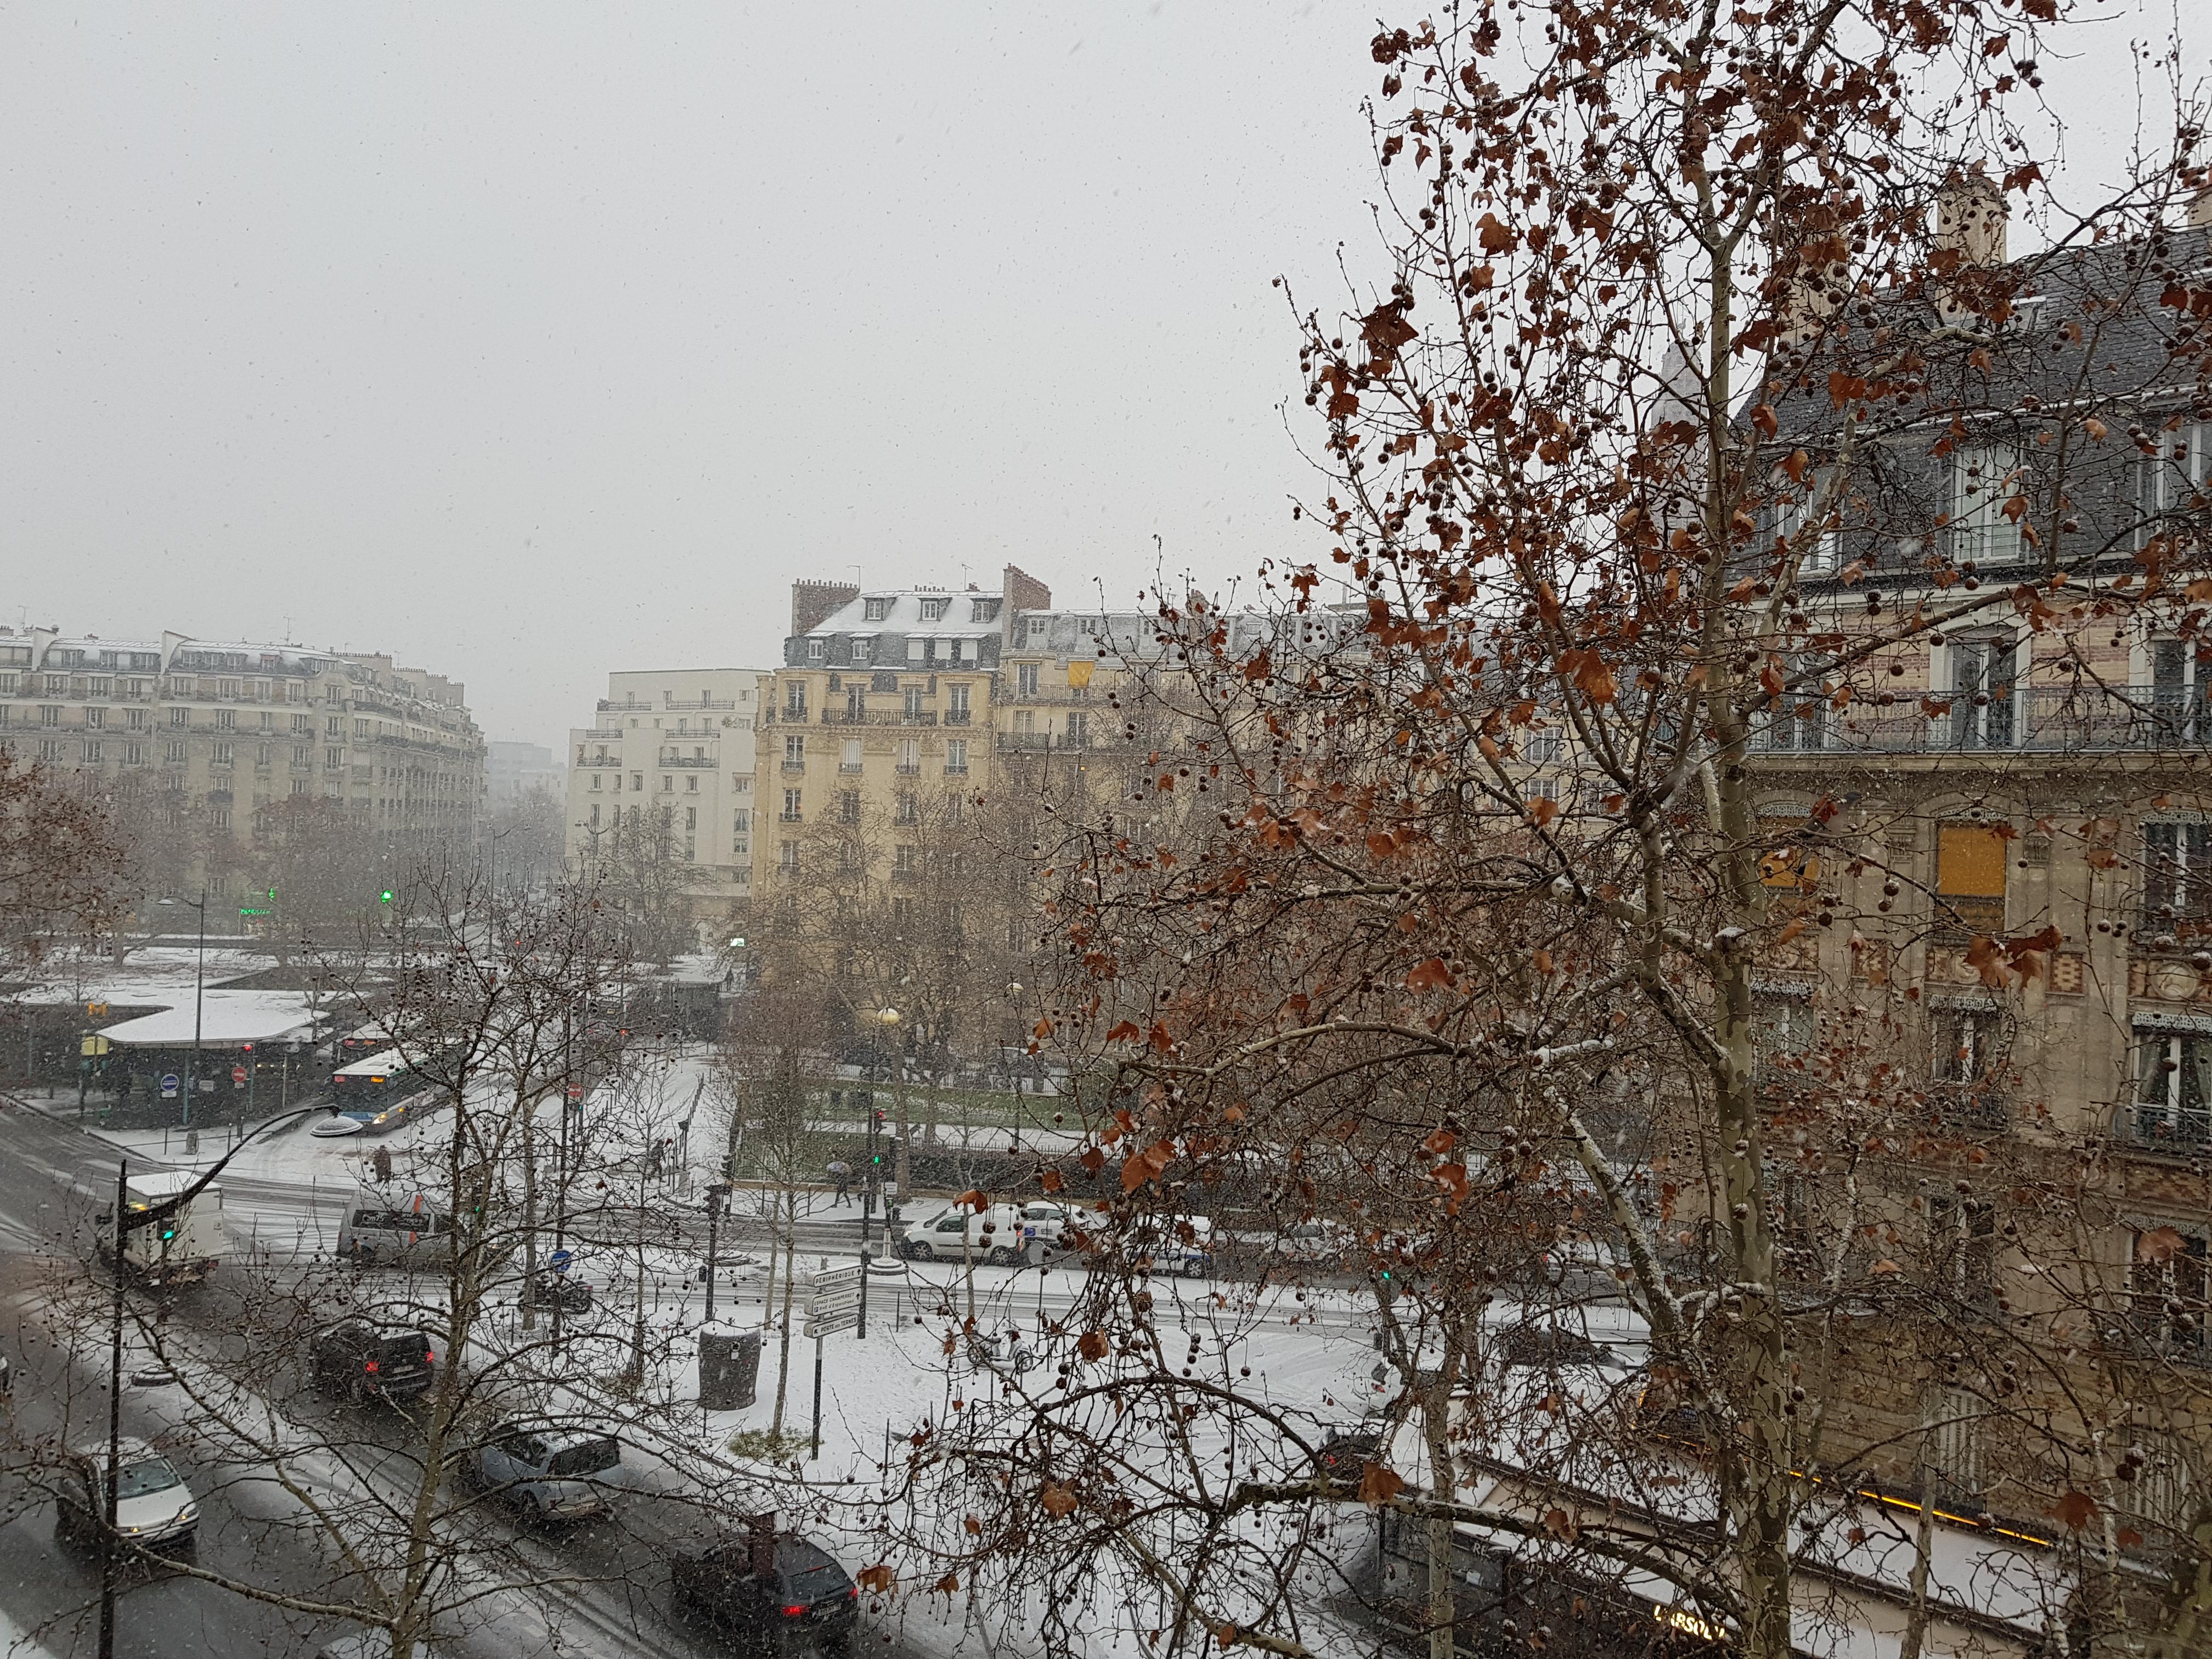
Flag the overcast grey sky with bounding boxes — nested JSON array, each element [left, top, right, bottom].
[[0, 4, 2194, 748]]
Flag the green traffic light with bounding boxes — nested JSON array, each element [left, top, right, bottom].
[[379, 889, 394, 904]]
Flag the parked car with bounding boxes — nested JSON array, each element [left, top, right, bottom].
[[898, 1203, 1048, 1266], [1263, 1220, 1353, 1267], [461, 1421, 622, 1525], [309, 1319, 438, 1405], [1517, 1239, 1632, 1304], [1499, 1325, 1617, 1370], [1310, 1427, 1383, 1483], [521, 1269, 592, 1314], [1012, 1201, 1074, 1253], [54, 1437, 199, 1551], [1127, 1215, 1215, 1277], [672, 1529, 859, 1654]]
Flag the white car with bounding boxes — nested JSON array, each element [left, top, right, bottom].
[[1266, 1220, 1355, 1267], [311, 1098, 414, 1138], [901, 1201, 1067, 1265], [55, 1437, 199, 1550]]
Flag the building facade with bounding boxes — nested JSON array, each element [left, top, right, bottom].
[[485, 739, 565, 808], [0, 624, 483, 899], [563, 665, 771, 938]]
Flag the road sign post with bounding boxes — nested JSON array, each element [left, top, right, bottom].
[[159, 1074, 179, 1102], [804, 1265, 864, 1460]]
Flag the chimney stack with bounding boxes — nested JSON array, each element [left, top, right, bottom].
[[790, 579, 861, 639], [1001, 564, 1050, 614], [1934, 172, 2007, 269]]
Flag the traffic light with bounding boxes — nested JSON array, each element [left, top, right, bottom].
[[379, 888, 394, 905], [160, 1221, 177, 1242]]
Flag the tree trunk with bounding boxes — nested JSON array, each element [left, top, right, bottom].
[[518, 1098, 538, 1333], [1898, 1390, 1939, 1659], [771, 1188, 797, 1437], [2147, 1499, 2212, 1657], [1423, 1380, 1458, 1659]]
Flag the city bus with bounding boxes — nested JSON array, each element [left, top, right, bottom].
[[313, 1047, 428, 1137]]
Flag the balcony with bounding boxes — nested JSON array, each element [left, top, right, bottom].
[[781, 760, 806, 775], [664, 695, 736, 710], [838, 761, 864, 774], [1928, 1080, 2011, 1131], [1748, 683, 2212, 759], [658, 754, 717, 768], [575, 758, 623, 769], [580, 727, 625, 740], [821, 709, 936, 726], [2117, 1101, 2211, 1153], [996, 732, 1090, 752], [895, 764, 921, 776], [599, 698, 655, 713], [944, 708, 971, 726], [1929, 894, 2006, 944]]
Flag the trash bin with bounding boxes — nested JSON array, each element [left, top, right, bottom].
[[699, 1327, 762, 1410]]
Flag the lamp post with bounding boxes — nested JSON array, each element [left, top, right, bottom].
[[97, 1102, 328, 1658], [877, 1008, 910, 1208], [154, 891, 208, 1131]]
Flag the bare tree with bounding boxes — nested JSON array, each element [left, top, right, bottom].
[[877, 10, 2212, 1658]]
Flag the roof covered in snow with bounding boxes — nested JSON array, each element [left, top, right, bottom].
[[100, 991, 324, 1047]]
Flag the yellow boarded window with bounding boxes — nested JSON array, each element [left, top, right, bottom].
[[1937, 825, 2008, 897], [1067, 659, 1094, 690], [1759, 821, 1819, 889]]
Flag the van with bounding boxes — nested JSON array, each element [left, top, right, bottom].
[[57, 1171, 225, 1286], [898, 1202, 1060, 1265], [336, 1194, 457, 1267]]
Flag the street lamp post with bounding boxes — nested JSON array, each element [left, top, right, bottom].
[[877, 1008, 910, 1210], [154, 892, 209, 1131]]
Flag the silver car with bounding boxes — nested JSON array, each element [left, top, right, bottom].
[[55, 1437, 199, 1551], [461, 1422, 620, 1524]]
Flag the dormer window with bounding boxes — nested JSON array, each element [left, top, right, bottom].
[[919, 597, 950, 622], [1948, 444, 2024, 565], [970, 597, 1001, 623], [864, 597, 892, 622]]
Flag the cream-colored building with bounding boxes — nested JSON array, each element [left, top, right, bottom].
[[0, 623, 482, 896], [564, 665, 772, 933]]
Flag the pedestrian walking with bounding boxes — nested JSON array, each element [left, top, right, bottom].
[[828, 1159, 851, 1203]]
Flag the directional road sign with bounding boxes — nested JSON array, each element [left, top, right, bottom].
[[159, 1074, 180, 1100], [805, 1265, 863, 1336]]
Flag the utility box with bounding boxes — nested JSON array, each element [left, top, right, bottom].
[[699, 1327, 763, 1411]]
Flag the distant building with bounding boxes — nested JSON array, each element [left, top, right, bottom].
[[486, 740, 565, 807], [0, 624, 483, 899], [563, 665, 774, 937]]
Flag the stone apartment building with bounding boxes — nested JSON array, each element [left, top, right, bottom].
[[563, 665, 772, 937], [0, 624, 482, 898], [753, 567, 1162, 893], [754, 567, 1318, 904], [1722, 201, 2212, 1549]]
